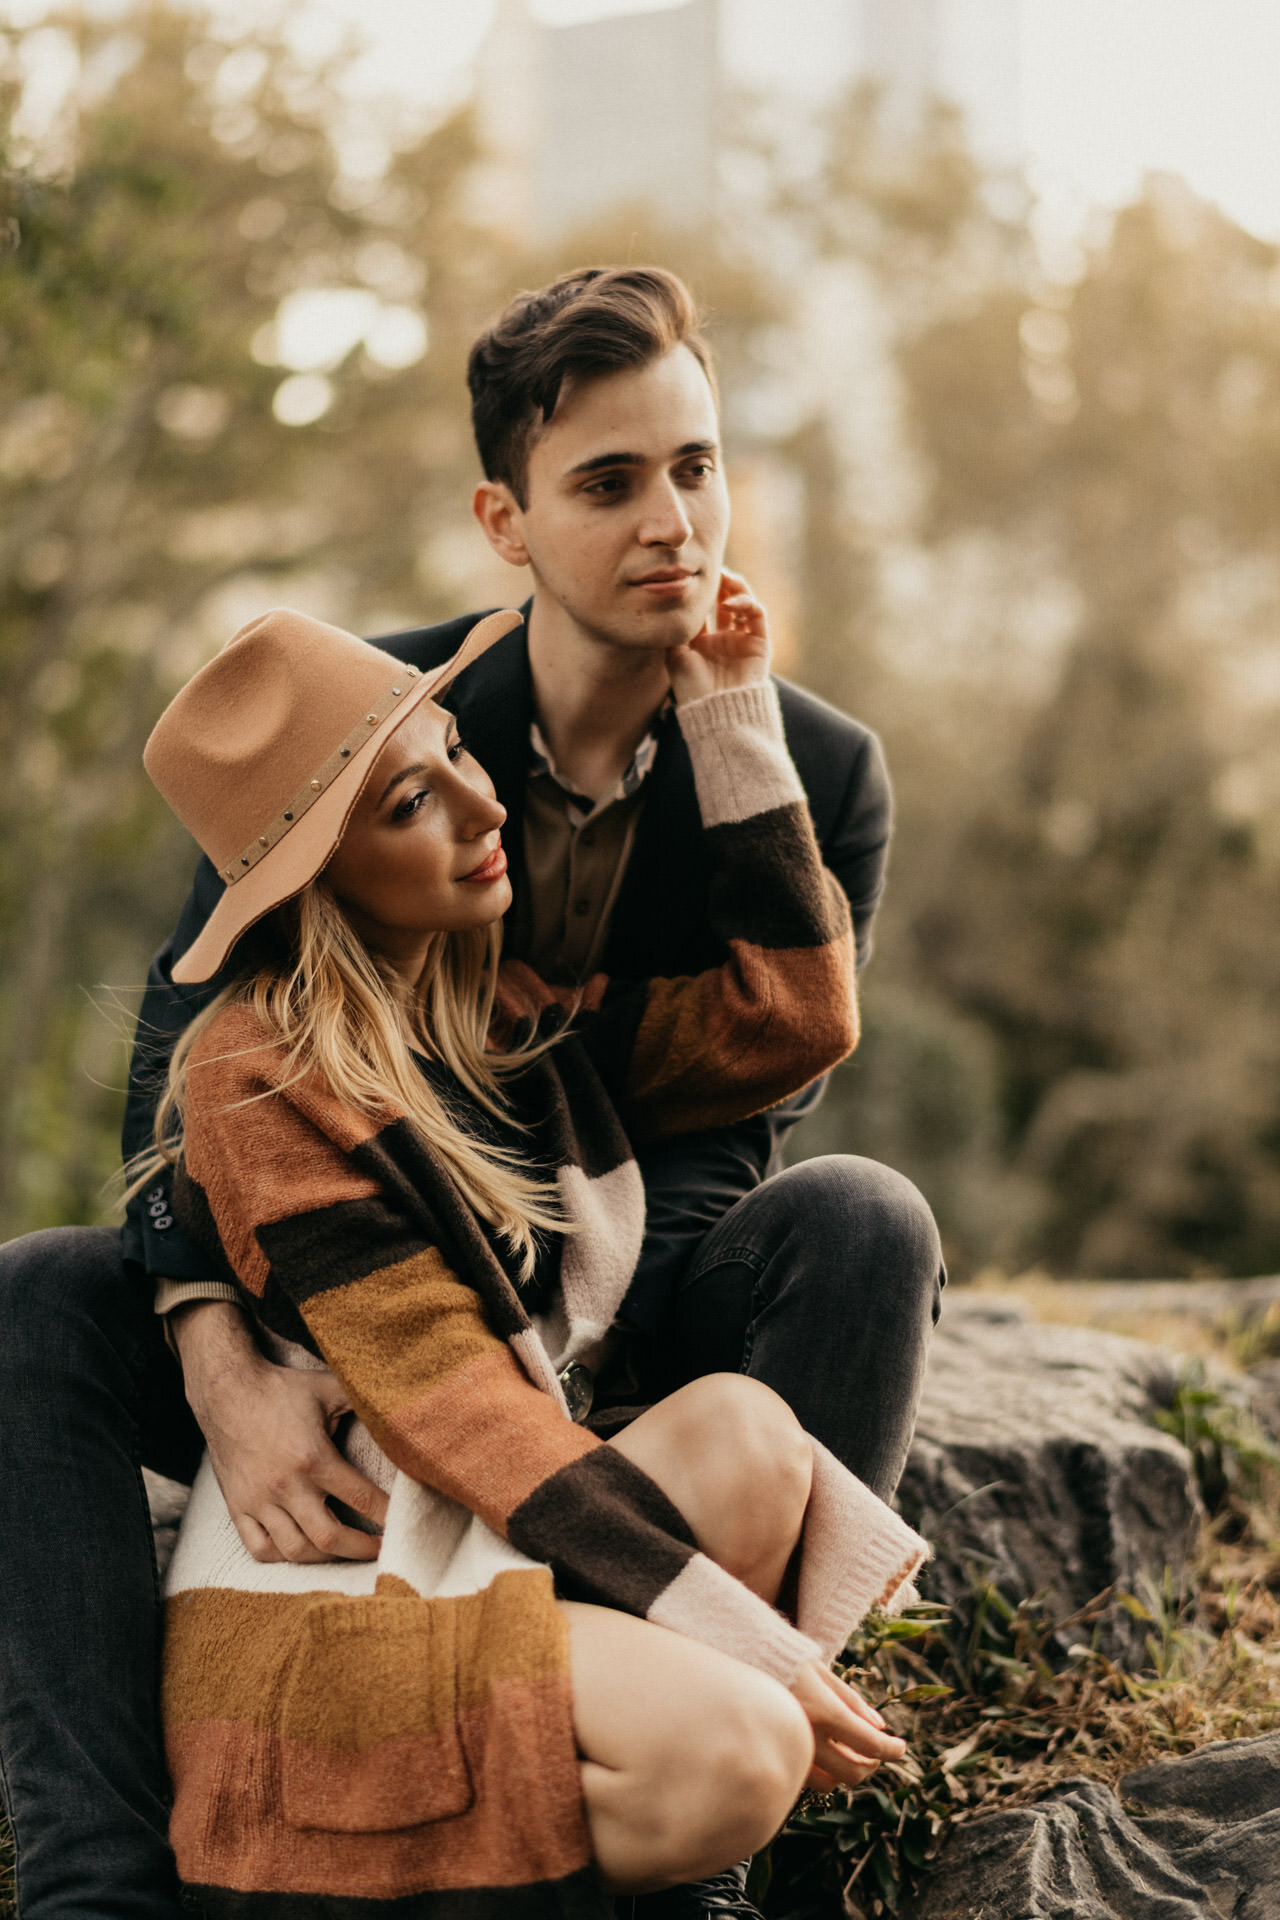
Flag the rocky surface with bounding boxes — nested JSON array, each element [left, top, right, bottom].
[[903, 1734, 1280, 1919], [899, 1295, 1204, 1663]]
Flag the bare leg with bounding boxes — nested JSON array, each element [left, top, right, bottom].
[[566, 1374, 818, 1891], [608, 1373, 813, 1602], [564, 1600, 813, 1893]]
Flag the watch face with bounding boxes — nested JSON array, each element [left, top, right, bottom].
[[558, 1360, 594, 1424]]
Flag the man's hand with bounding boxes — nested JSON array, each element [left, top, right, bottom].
[[790, 1661, 907, 1790], [667, 568, 770, 703], [170, 1300, 389, 1564]]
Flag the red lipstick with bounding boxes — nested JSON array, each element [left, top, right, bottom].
[[461, 842, 507, 883]]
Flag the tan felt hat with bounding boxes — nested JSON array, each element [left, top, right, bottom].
[[144, 605, 522, 984]]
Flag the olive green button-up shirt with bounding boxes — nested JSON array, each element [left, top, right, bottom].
[[510, 710, 666, 984]]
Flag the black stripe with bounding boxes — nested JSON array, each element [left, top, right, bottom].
[[257, 1195, 431, 1307], [705, 804, 847, 951], [184, 1862, 610, 1920], [507, 1447, 696, 1614]]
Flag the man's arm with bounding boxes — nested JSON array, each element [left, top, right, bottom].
[[168, 1303, 388, 1562]]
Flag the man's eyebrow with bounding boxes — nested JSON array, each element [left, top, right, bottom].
[[565, 439, 719, 477]]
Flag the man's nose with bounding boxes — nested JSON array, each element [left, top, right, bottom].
[[639, 479, 693, 547]]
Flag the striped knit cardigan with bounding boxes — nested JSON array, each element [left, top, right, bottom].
[[162, 683, 929, 1918]]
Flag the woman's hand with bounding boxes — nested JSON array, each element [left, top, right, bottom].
[[666, 569, 770, 704], [790, 1661, 906, 1790]]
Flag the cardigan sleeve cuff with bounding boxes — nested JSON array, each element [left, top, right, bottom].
[[155, 1275, 243, 1317], [645, 1550, 822, 1689], [795, 1440, 931, 1665], [676, 680, 805, 830]]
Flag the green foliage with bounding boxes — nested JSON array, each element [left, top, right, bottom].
[[764, 1557, 1280, 1920], [1153, 1360, 1280, 1517]]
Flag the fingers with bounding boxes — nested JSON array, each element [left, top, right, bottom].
[[232, 1494, 382, 1565], [316, 1454, 391, 1532]]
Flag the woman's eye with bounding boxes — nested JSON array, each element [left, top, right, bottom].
[[448, 736, 468, 762], [394, 789, 430, 820]]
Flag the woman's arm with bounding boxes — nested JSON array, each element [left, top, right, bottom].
[[176, 1010, 918, 1689], [498, 581, 858, 1143]]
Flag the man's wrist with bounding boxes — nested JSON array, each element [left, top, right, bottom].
[[169, 1297, 262, 1407]]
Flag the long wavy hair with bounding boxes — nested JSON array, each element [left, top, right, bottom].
[[129, 881, 567, 1281]]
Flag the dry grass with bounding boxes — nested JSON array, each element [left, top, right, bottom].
[[767, 1485, 1280, 1919]]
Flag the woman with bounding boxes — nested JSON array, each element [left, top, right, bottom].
[[140, 598, 926, 1917]]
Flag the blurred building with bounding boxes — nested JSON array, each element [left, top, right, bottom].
[[474, 1, 1022, 242], [859, 0, 1023, 165], [475, 0, 718, 241]]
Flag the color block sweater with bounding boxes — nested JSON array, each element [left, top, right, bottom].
[[162, 684, 928, 1918]]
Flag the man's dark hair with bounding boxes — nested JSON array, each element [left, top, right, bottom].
[[467, 265, 717, 507]]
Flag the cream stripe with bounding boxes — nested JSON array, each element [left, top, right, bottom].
[[676, 682, 804, 829], [795, 1440, 930, 1662], [646, 1551, 821, 1687]]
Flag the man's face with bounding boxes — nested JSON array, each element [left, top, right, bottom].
[[483, 345, 730, 654]]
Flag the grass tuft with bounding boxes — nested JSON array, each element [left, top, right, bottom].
[[764, 1447, 1280, 1919]]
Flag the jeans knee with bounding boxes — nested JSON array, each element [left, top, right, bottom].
[[770, 1156, 943, 1318], [0, 1226, 134, 1385]]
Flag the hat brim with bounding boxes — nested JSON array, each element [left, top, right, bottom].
[[170, 608, 523, 985]]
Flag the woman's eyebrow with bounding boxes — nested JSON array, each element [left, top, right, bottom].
[[377, 762, 428, 807], [376, 723, 459, 807]]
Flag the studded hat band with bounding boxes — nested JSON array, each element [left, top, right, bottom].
[[218, 664, 424, 887]]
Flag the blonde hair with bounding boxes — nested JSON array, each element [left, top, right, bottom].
[[131, 882, 567, 1281]]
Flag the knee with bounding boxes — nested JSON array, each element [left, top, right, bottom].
[[645, 1675, 812, 1879], [0, 1226, 134, 1380], [697, 1680, 813, 1857], [666, 1375, 812, 1531], [775, 1157, 943, 1320]]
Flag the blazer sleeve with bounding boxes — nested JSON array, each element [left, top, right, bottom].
[[120, 855, 241, 1281], [174, 1013, 837, 1689], [500, 681, 859, 1146]]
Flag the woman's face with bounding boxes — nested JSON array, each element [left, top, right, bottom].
[[323, 698, 510, 980]]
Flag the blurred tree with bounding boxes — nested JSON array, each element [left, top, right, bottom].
[[0, 3, 515, 1235], [892, 181, 1280, 1274]]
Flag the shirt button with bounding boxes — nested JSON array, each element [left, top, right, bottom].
[[573, 898, 591, 917], [580, 830, 595, 848]]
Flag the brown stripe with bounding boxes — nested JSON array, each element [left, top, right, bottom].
[[702, 808, 851, 949], [382, 1348, 599, 1520], [508, 1445, 696, 1612], [180, 1862, 609, 1918], [167, 1675, 587, 1898], [626, 928, 858, 1140], [257, 1197, 435, 1306]]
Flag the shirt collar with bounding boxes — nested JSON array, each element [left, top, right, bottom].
[[528, 696, 671, 827]]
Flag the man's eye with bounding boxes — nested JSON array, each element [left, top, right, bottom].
[[585, 474, 628, 497]]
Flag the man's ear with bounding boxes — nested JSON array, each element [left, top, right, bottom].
[[473, 481, 530, 568]]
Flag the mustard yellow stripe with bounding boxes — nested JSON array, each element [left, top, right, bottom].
[[302, 1247, 502, 1414], [164, 1568, 565, 1736]]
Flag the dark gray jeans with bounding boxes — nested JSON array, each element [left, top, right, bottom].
[[0, 1153, 940, 1917]]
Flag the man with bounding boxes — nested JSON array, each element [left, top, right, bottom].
[[0, 266, 942, 1920]]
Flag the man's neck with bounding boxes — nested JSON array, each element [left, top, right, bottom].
[[526, 596, 671, 803]]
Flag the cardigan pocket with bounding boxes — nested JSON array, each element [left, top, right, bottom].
[[279, 1591, 474, 1832]]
